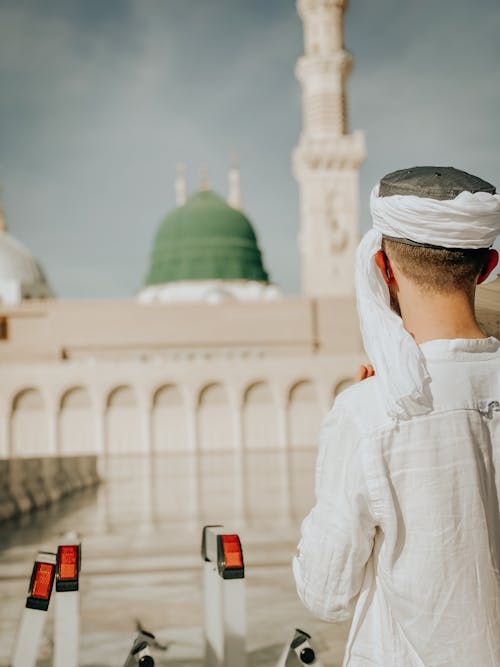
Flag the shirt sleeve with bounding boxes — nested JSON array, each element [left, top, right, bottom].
[[293, 400, 376, 623]]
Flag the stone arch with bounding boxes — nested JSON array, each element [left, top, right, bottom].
[[287, 380, 322, 449], [59, 386, 94, 455], [197, 383, 233, 451], [242, 381, 278, 449], [152, 384, 188, 452], [332, 377, 354, 400], [10, 388, 48, 456], [105, 385, 141, 455]]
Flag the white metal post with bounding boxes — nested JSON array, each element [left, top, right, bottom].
[[54, 593, 79, 666], [201, 525, 246, 667], [11, 551, 57, 667], [54, 533, 81, 667], [203, 557, 224, 666], [222, 577, 246, 666]]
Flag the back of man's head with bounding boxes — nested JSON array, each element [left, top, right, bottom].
[[356, 165, 500, 419], [378, 166, 497, 295]]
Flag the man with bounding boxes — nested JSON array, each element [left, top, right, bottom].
[[293, 167, 500, 666]]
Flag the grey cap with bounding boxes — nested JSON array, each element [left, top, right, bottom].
[[379, 166, 496, 200], [379, 166, 496, 249]]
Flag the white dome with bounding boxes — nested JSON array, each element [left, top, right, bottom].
[[0, 231, 54, 303]]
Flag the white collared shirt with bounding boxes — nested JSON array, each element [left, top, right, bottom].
[[294, 337, 500, 667]]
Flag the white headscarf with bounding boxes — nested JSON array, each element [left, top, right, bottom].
[[356, 185, 500, 420]]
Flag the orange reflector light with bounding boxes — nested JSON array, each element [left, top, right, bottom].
[[31, 562, 55, 600], [58, 545, 78, 580], [221, 534, 243, 569]]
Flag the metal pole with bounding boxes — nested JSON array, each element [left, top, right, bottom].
[[11, 551, 57, 667], [201, 525, 246, 667], [203, 556, 224, 667], [54, 533, 81, 667]]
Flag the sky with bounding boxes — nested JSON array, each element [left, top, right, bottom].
[[0, 0, 499, 298]]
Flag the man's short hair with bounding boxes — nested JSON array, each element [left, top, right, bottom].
[[381, 238, 490, 294]]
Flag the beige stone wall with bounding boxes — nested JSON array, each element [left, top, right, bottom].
[[0, 350, 363, 462], [0, 296, 362, 362], [7, 277, 496, 469], [0, 296, 364, 463]]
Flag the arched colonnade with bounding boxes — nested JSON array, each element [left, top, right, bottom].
[[6, 376, 354, 458]]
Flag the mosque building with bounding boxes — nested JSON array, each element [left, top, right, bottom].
[[0, 0, 498, 530], [0, 1, 367, 470]]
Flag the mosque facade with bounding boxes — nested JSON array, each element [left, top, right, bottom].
[[0, 0, 367, 465]]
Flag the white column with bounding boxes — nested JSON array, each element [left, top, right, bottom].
[[231, 393, 243, 452], [231, 393, 245, 521], [277, 399, 289, 449], [277, 397, 292, 521], [48, 406, 58, 456], [141, 404, 152, 455], [141, 403, 154, 530], [188, 393, 201, 521], [95, 407, 106, 478], [0, 406, 9, 458], [186, 393, 198, 452], [319, 380, 332, 416]]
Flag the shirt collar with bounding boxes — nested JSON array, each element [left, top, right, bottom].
[[419, 336, 500, 360]]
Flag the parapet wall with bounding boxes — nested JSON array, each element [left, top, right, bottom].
[[0, 455, 99, 523]]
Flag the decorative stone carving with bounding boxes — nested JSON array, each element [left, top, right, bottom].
[[325, 190, 348, 254]]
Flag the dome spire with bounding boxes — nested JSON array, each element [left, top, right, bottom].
[[0, 188, 5, 232], [175, 163, 186, 207], [199, 166, 210, 191], [0, 202, 6, 233], [228, 154, 242, 210]]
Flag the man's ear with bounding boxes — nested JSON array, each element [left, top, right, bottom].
[[477, 249, 499, 285], [374, 250, 393, 285]]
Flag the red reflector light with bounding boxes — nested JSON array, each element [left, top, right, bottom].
[[221, 534, 243, 569], [57, 544, 78, 579], [31, 562, 55, 600], [58, 545, 78, 580]]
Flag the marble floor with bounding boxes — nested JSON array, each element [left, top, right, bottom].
[[0, 451, 350, 666]]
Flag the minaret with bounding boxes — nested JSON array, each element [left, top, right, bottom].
[[199, 166, 210, 191], [227, 156, 242, 210], [175, 163, 186, 206], [293, 0, 365, 297]]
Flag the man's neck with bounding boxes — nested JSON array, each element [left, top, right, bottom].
[[398, 287, 486, 344]]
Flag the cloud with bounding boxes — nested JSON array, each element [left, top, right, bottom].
[[0, 0, 304, 296], [346, 0, 500, 244], [0, 0, 499, 297]]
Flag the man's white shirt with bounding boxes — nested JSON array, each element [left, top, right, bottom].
[[294, 337, 500, 667]]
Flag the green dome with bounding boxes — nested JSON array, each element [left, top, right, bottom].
[[145, 190, 270, 285]]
